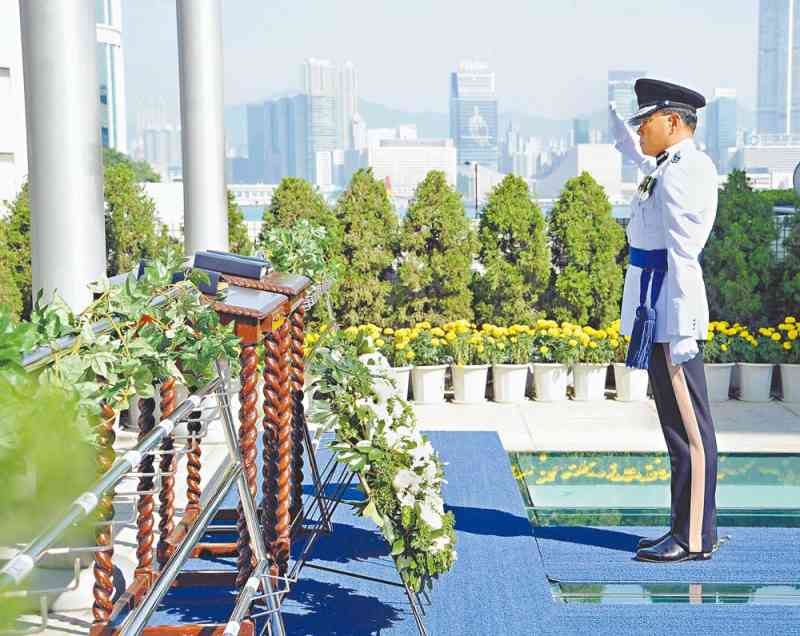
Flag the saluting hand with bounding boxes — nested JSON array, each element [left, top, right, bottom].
[[609, 102, 654, 171]]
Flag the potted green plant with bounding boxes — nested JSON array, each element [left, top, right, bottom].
[[730, 327, 777, 402], [445, 321, 490, 404], [488, 326, 535, 403], [777, 317, 800, 402], [407, 326, 452, 404], [702, 321, 736, 402], [530, 322, 579, 401], [573, 329, 613, 401]]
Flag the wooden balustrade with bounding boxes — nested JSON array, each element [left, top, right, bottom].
[[156, 378, 178, 567], [134, 397, 157, 588], [83, 270, 311, 633], [288, 303, 306, 535], [92, 404, 117, 624]]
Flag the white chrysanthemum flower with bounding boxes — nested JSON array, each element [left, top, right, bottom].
[[426, 492, 444, 514], [422, 460, 438, 483], [382, 426, 400, 448], [419, 501, 443, 530], [410, 440, 434, 466], [393, 469, 422, 494], [430, 535, 451, 553]]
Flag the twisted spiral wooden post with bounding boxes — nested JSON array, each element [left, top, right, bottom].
[[92, 404, 117, 624], [186, 408, 203, 517], [236, 344, 259, 588], [261, 333, 280, 552], [289, 304, 306, 535], [156, 378, 177, 567], [134, 397, 156, 587], [263, 319, 293, 579]]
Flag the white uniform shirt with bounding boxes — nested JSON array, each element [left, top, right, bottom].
[[620, 137, 718, 342]]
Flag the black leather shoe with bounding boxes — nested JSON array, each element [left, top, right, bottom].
[[635, 536, 712, 563], [636, 531, 671, 550]]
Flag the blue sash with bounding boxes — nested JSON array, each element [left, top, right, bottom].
[[625, 248, 668, 370]]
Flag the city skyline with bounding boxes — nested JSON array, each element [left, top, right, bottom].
[[122, 0, 759, 128]]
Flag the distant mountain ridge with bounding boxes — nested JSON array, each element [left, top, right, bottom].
[[223, 95, 756, 151]]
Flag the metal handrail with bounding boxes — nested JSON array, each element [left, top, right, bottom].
[[22, 282, 183, 372], [0, 377, 219, 592], [118, 461, 242, 636], [102, 360, 285, 636]]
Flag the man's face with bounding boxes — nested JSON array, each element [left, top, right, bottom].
[[637, 111, 674, 156]]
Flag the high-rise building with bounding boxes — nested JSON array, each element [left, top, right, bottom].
[[0, 1, 27, 204], [350, 112, 367, 150], [96, 0, 126, 152], [142, 124, 181, 182], [449, 60, 499, 170], [246, 95, 309, 184], [303, 58, 337, 181], [500, 122, 519, 174], [608, 70, 646, 182], [757, 0, 798, 134], [572, 118, 590, 145], [338, 61, 357, 150], [705, 89, 738, 174]]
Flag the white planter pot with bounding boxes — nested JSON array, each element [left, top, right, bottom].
[[492, 364, 530, 403], [704, 363, 734, 402], [612, 363, 649, 402], [451, 365, 489, 403], [779, 364, 800, 403], [531, 363, 569, 402], [410, 365, 448, 404], [737, 362, 774, 402], [388, 366, 412, 400], [572, 364, 609, 401]]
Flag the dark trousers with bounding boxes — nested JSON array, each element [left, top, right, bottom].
[[648, 343, 718, 553]]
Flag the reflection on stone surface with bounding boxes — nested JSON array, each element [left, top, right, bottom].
[[552, 581, 800, 605], [509, 451, 800, 527]]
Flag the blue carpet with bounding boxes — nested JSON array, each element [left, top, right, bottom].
[[137, 430, 800, 635], [535, 524, 800, 584]]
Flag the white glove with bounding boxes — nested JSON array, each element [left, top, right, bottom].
[[608, 102, 654, 172], [669, 336, 698, 366]]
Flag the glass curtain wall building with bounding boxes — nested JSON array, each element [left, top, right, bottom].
[[705, 89, 738, 174], [96, 0, 126, 152], [303, 58, 337, 182], [449, 60, 498, 170], [757, 0, 798, 135]]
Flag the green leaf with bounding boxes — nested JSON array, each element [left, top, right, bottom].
[[361, 499, 384, 527]]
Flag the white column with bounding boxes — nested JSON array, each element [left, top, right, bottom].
[[176, 0, 228, 255], [788, 0, 795, 135], [20, 0, 106, 312]]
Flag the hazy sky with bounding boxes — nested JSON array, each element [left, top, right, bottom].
[[123, 0, 759, 122]]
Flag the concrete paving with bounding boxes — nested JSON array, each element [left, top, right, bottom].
[[414, 396, 800, 454]]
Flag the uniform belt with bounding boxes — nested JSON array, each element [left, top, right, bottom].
[[629, 247, 668, 272], [625, 248, 667, 370]]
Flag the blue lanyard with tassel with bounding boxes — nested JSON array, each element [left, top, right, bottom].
[[625, 247, 668, 370]]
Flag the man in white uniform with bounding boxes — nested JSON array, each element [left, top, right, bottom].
[[610, 79, 719, 563]]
